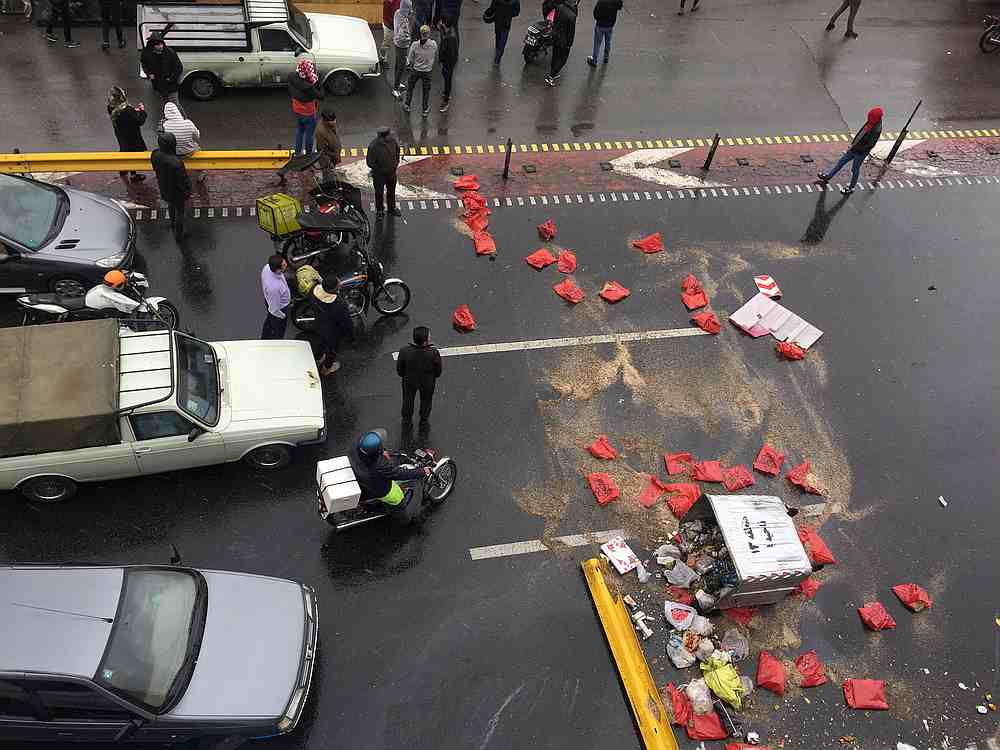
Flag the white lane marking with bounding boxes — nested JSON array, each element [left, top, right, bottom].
[[609, 147, 728, 189], [469, 529, 625, 560], [391, 326, 711, 360], [338, 155, 455, 200]]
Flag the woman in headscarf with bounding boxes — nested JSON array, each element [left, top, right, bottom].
[[312, 277, 354, 376], [107, 86, 147, 183], [817, 107, 883, 195], [287, 58, 324, 155]]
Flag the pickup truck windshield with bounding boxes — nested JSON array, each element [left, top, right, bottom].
[[287, 2, 312, 49], [175, 334, 220, 426], [96, 569, 206, 713]]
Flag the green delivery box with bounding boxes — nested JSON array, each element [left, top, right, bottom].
[[256, 194, 302, 237]]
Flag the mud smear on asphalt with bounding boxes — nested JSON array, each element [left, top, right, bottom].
[[449, 216, 474, 239]]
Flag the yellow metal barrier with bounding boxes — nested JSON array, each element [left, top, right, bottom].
[[0, 150, 292, 174], [581, 557, 678, 750]]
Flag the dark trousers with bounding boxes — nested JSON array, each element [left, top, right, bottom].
[[167, 199, 187, 239], [100, 0, 122, 44], [402, 380, 435, 422], [46, 2, 72, 41], [261, 310, 288, 339], [372, 173, 397, 213], [494, 26, 510, 63], [441, 62, 455, 101], [551, 44, 570, 76], [394, 46, 408, 88], [406, 70, 432, 109], [830, 0, 861, 31]]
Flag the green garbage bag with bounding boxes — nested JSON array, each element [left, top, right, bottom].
[[701, 657, 744, 710]]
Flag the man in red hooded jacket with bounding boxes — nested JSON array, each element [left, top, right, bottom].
[[817, 107, 883, 195]]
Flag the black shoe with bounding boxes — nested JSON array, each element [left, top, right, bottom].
[[390, 207, 402, 217], [129, 173, 146, 183], [840, 186, 855, 195], [376, 210, 386, 219], [45, 32, 58, 43], [118, 37, 126, 48], [439, 98, 450, 112], [844, 30, 858, 39], [676, 9, 684, 15], [586, 56, 596, 67], [64, 40, 80, 48], [816, 172, 829, 183], [101, 41, 110, 51], [825, 21, 835, 30], [422, 107, 430, 117], [691, 0, 699, 9], [603, 57, 610, 64]]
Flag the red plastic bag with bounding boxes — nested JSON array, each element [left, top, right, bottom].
[[892, 583, 933, 612], [461, 191, 487, 212], [665, 483, 701, 518], [525, 248, 556, 269], [727, 745, 773, 750], [691, 311, 721, 334], [795, 577, 822, 599], [777, 341, 806, 360], [787, 459, 823, 495], [756, 651, 786, 696], [452, 304, 476, 332], [464, 209, 490, 233], [794, 650, 828, 687], [473, 230, 497, 256], [537, 218, 557, 240], [666, 683, 691, 727], [556, 250, 577, 273], [663, 451, 692, 475], [843, 679, 888, 710], [858, 602, 897, 631], [680, 274, 709, 310], [587, 472, 619, 505], [587, 435, 618, 460], [753, 443, 785, 475], [638, 475, 670, 508], [725, 606, 757, 626], [797, 525, 836, 565], [687, 711, 727, 741], [722, 465, 754, 492], [553, 278, 584, 304], [453, 174, 480, 191], [691, 460, 723, 483], [632, 232, 664, 254], [667, 585, 695, 605], [599, 281, 631, 303]]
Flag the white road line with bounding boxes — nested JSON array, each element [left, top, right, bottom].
[[469, 529, 624, 560], [391, 326, 711, 360]]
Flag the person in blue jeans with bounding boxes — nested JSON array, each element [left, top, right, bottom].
[[287, 59, 323, 155], [587, 0, 622, 66], [817, 107, 883, 195]]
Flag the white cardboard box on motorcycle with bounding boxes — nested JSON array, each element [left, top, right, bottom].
[[316, 456, 361, 515]]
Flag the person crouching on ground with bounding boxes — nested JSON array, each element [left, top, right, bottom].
[[313, 277, 354, 375], [160, 102, 205, 183]]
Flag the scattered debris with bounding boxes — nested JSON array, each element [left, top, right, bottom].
[[623, 594, 638, 609], [553, 278, 584, 304], [537, 218, 557, 240], [756, 651, 786, 695], [557, 249, 577, 273], [632, 610, 655, 639], [453, 174, 480, 190], [976, 705, 989, 714], [754, 274, 782, 298], [588, 472, 621, 506], [753, 443, 785, 476], [473, 230, 497, 255], [858, 601, 897, 631], [668, 631, 698, 668], [600, 281, 631, 303], [702, 656, 744, 709], [793, 577, 822, 599], [599, 535, 637, 572], [722, 465, 755, 492], [664, 451, 693, 475], [587, 435, 618, 460], [638, 475, 671, 508], [633, 232, 665, 254], [843, 679, 889, 710], [665, 600, 698, 630], [796, 525, 837, 565], [786, 460, 823, 495], [525, 248, 557, 269], [938, 495, 948, 507], [794, 651, 828, 687], [776, 341, 806, 360], [892, 583, 933, 612], [692, 460, 724, 483], [686, 679, 715, 714], [692, 311, 722, 334], [725, 607, 757, 627], [720, 629, 749, 661], [688, 711, 728, 741], [959, 682, 968, 690], [452, 304, 476, 332], [839, 736, 857, 746], [667, 682, 692, 726], [682, 274, 710, 310], [729, 292, 823, 349], [665, 483, 702, 518]]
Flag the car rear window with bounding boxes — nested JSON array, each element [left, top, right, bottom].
[[0, 175, 64, 250]]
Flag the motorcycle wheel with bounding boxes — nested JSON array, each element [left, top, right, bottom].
[[981, 27, 1000, 53], [372, 280, 411, 316], [341, 287, 368, 318], [155, 301, 180, 329], [425, 458, 457, 504], [291, 298, 321, 331]]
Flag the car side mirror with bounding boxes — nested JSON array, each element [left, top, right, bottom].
[[187, 426, 204, 442]]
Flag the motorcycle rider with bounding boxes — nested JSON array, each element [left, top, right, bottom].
[[350, 429, 431, 523]]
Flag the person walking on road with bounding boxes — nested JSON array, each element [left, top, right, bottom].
[[817, 106, 883, 195], [151, 132, 192, 241], [438, 17, 459, 112], [488, 0, 517, 65], [367, 126, 402, 218], [312, 278, 354, 375], [545, 0, 578, 87], [587, 0, 621, 66], [260, 254, 291, 340], [287, 59, 323, 155], [160, 102, 205, 183], [392, 0, 413, 97], [107, 86, 147, 183], [382, 0, 400, 61], [396, 325, 442, 431], [826, 0, 862, 39], [403, 24, 437, 116], [140, 33, 183, 121], [436, 0, 462, 26], [676, 0, 699, 15], [315, 110, 343, 182], [99, 0, 124, 50], [45, 0, 78, 47]]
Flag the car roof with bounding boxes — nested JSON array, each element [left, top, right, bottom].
[[0, 566, 123, 679]]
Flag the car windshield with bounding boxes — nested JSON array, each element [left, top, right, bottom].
[[0, 174, 66, 250], [175, 333, 220, 426], [287, 1, 312, 48], [96, 569, 205, 712]]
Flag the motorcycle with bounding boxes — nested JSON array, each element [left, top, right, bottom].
[[981, 16, 1000, 53], [17, 271, 180, 329], [523, 18, 553, 63], [289, 245, 410, 330], [274, 181, 372, 267], [316, 446, 458, 531]]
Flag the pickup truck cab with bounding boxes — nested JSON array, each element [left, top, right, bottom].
[[0, 319, 326, 504], [137, 0, 380, 99]]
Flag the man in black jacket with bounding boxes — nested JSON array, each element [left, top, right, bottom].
[[545, 0, 577, 86], [140, 33, 183, 121], [366, 126, 402, 218], [587, 0, 622, 66], [99, 0, 125, 50], [438, 18, 459, 112], [45, 0, 79, 47], [396, 325, 443, 430], [490, 0, 517, 65], [151, 132, 192, 240]]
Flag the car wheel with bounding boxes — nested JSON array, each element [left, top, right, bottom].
[[243, 444, 292, 470], [325, 71, 358, 96], [187, 73, 221, 101], [48, 275, 88, 297], [20, 476, 78, 504]]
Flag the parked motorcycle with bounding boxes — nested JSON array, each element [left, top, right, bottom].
[[981, 16, 1000, 53], [523, 18, 553, 62], [17, 271, 180, 329], [316, 446, 458, 531], [289, 245, 410, 330], [277, 181, 371, 266]]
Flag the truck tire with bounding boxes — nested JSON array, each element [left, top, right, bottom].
[[325, 71, 358, 96], [243, 444, 292, 470], [187, 73, 221, 101], [20, 476, 78, 504]]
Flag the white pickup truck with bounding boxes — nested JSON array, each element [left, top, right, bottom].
[[0, 319, 326, 503], [137, 0, 380, 99]]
